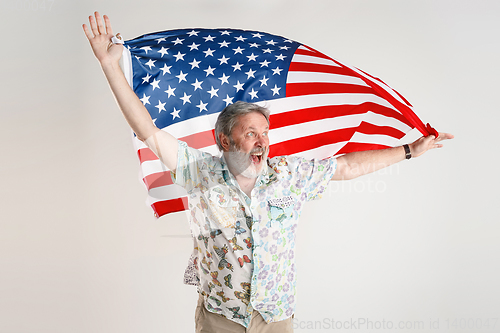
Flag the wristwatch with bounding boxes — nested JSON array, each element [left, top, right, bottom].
[[403, 144, 411, 160]]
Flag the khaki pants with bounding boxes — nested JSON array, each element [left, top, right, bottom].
[[195, 294, 294, 333]]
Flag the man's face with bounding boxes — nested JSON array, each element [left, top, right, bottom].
[[225, 112, 270, 179]]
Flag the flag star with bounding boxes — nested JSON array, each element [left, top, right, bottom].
[[171, 107, 181, 119], [134, 56, 142, 60], [150, 78, 161, 90], [272, 66, 283, 75], [176, 71, 188, 83], [279, 45, 290, 50], [152, 118, 157, 125], [203, 35, 215, 42], [145, 59, 156, 69], [233, 81, 244, 92], [219, 40, 231, 48], [235, 35, 247, 42], [160, 64, 172, 75], [247, 53, 258, 61], [173, 51, 186, 61], [189, 58, 201, 69], [155, 100, 166, 113], [165, 85, 176, 97], [158, 47, 169, 57], [142, 73, 152, 84], [263, 48, 273, 54], [140, 46, 152, 54], [173, 38, 184, 45], [188, 42, 200, 51], [223, 95, 234, 106], [245, 68, 256, 79], [180, 92, 192, 104], [233, 47, 244, 54], [140, 93, 151, 105], [260, 60, 271, 67], [196, 100, 208, 112], [220, 30, 231, 36], [204, 66, 215, 76], [218, 55, 230, 65], [232, 62, 243, 71], [191, 79, 203, 91], [203, 48, 215, 57], [248, 88, 258, 99], [207, 86, 219, 98], [259, 76, 269, 86], [271, 84, 281, 96], [249, 43, 260, 48], [187, 30, 199, 36], [266, 40, 277, 46], [284, 39, 293, 43], [252, 33, 264, 38], [155, 37, 166, 43], [275, 54, 286, 61], [218, 73, 230, 85]]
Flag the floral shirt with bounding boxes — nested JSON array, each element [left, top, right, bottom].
[[167, 139, 336, 327]]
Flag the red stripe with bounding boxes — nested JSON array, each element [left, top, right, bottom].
[[137, 130, 215, 164], [143, 171, 173, 189], [336, 142, 391, 155], [268, 123, 404, 158], [294, 47, 331, 60], [180, 129, 216, 149], [289, 62, 353, 76], [151, 197, 189, 217], [301, 46, 433, 136], [137, 147, 158, 163], [286, 82, 376, 97], [269, 103, 414, 131]]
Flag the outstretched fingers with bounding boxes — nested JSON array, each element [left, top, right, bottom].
[[103, 15, 114, 36]]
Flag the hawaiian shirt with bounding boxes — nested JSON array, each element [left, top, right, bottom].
[[164, 139, 336, 327]]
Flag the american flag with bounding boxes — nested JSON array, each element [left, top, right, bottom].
[[121, 28, 437, 218]]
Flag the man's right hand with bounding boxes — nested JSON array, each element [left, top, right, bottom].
[[82, 11, 123, 67]]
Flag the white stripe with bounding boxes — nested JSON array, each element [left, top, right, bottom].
[[256, 93, 402, 116], [287, 71, 369, 86], [295, 45, 411, 109], [350, 132, 400, 146], [292, 142, 346, 160], [147, 185, 188, 202], [290, 53, 341, 67], [120, 47, 133, 88], [344, 64, 411, 107], [268, 112, 410, 145]]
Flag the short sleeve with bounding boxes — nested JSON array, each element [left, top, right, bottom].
[[297, 156, 337, 201], [171, 140, 213, 192]]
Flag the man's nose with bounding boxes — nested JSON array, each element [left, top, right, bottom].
[[255, 134, 267, 146]]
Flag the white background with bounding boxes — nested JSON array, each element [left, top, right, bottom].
[[1, 0, 498, 332]]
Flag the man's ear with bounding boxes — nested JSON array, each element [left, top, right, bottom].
[[219, 133, 231, 152]]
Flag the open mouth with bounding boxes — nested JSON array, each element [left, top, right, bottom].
[[250, 152, 263, 164]]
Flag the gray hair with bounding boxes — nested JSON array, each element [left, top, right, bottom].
[[214, 101, 270, 151]]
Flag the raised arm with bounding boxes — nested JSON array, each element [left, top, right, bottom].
[[83, 12, 178, 171], [332, 132, 454, 180]]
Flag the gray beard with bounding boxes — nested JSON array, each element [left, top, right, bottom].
[[226, 144, 267, 179]]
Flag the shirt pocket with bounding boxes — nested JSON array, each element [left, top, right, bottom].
[[267, 195, 296, 226]]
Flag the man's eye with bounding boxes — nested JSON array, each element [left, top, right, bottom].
[[246, 132, 254, 137], [262, 132, 268, 137]]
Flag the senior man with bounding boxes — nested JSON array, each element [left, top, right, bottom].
[[83, 12, 453, 333]]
